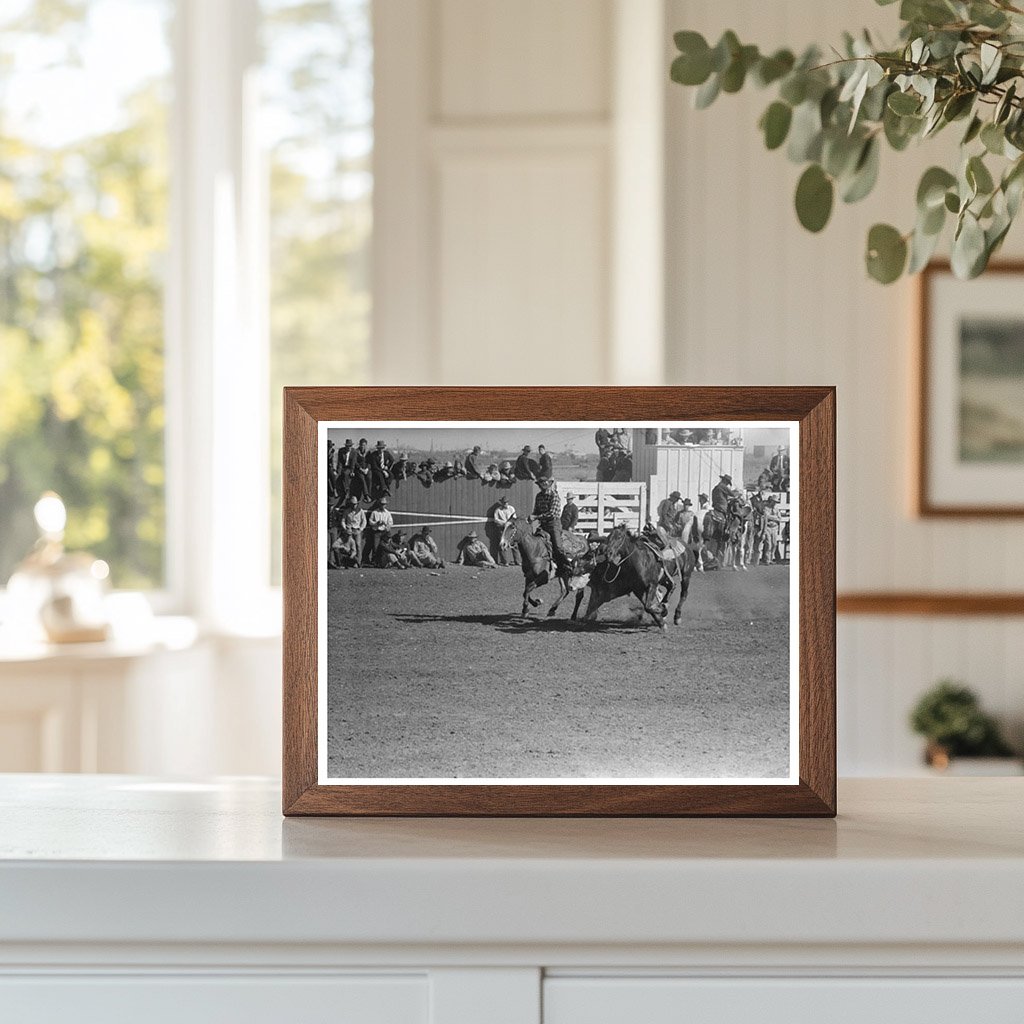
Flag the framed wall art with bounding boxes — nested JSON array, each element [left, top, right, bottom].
[[282, 387, 836, 816], [918, 261, 1024, 517]]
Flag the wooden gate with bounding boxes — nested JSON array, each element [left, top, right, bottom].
[[556, 481, 646, 535]]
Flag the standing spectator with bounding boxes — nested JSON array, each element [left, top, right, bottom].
[[339, 495, 367, 566], [336, 438, 356, 504], [456, 531, 498, 567], [490, 496, 519, 566], [560, 492, 579, 531], [514, 446, 537, 480], [594, 427, 611, 457], [408, 527, 444, 569], [465, 445, 485, 479], [350, 438, 371, 502], [757, 496, 782, 566], [369, 440, 393, 499], [364, 495, 394, 566], [698, 492, 710, 512], [532, 477, 566, 575], [537, 444, 553, 480], [769, 446, 790, 491]]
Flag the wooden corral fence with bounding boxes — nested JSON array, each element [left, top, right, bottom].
[[555, 482, 646, 536], [381, 478, 645, 560], [633, 438, 745, 518], [385, 477, 538, 561]]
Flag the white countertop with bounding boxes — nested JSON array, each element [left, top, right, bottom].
[[2, 776, 1023, 952]]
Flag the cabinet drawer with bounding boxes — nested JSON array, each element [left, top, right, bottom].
[[544, 977, 1024, 1024], [0, 974, 428, 1024]]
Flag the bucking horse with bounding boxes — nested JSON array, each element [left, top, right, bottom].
[[500, 515, 593, 618], [583, 523, 693, 629]]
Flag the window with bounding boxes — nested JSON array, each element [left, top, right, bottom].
[[0, 0, 172, 589], [261, 0, 372, 581]]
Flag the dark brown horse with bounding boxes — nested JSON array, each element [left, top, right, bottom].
[[500, 515, 591, 618], [583, 524, 692, 629]]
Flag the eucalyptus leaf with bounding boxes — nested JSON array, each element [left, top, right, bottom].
[[866, 223, 908, 283], [917, 166, 957, 210], [795, 164, 834, 232], [981, 121, 1006, 155], [754, 49, 795, 87], [787, 101, 823, 162], [951, 212, 987, 278], [908, 221, 943, 273], [760, 101, 793, 150], [842, 137, 881, 203], [967, 154, 995, 195], [888, 90, 921, 115], [694, 73, 721, 109]]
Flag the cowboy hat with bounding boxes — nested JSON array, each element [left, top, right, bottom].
[[669, 490, 681, 500], [375, 440, 387, 449], [682, 498, 693, 506], [467, 530, 478, 539], [720, 474, 732, 483]]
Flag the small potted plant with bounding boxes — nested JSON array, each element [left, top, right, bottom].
[[910, 680, 1020, 773]]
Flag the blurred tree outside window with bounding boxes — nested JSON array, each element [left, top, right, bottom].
[[262, 0, 372, 582], [0, 0, 172, 589]]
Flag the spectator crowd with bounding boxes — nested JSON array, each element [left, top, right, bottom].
[[326, 437, 586, 572]]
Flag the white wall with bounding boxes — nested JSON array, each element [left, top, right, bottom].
[[664, 0, 1024, 772]]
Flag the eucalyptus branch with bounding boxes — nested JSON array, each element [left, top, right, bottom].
[[670, 0, 1024, 283]]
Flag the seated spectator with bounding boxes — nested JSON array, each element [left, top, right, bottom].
[[482, 463, 500, 483], [456, 530, 497, 568], [537, 444, 553, 480], [377, 530, 410, 569], [391, 452, 410, 483], [465, 445, 485, 479], [514, 446, 537, 480], [498, 459, 515, 483], [452, 457, 466, 477], [416, 459, 435, 485], [434, 460, 456, 482], [331, 527, 359, 569], [408, 527, 444, 569]]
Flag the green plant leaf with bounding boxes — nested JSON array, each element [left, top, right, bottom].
[[908, 221, 942, 273], [967, 154, 995, 196], [694, 73, 721, 109], [981, 121, 1005, 155], [795, 164, 834, 232], [842, 137, 880, 203], [944, 190, 960, 213], [779, 73, 807, 106], [786, 100, 823, 162], [962, 115, 983, 145], [917, 166, 957, 210], [671, 32, 713, 86], [721, 44, 759, 92], [866, 223, 907, 283], [710, 30, 740, 73], [754, 49, 795, 87], [951, 211, 986, 278], [760, 101, 793, 150], [888, 90, 921, 115]]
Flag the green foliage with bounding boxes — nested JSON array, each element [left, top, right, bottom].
[[909, 680, 1015, 756], [670, 0, 1024, 282]]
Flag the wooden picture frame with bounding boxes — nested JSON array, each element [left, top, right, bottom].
[[283, 387, 836, 817], [917, 260, 1024, 517]]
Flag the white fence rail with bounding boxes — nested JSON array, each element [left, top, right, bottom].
[[555, 482, 646, 535]]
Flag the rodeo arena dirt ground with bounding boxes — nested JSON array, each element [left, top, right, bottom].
[[326, 564, 791, 780]]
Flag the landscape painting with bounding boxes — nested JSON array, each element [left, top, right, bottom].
[[959, 317, 1024, 463]]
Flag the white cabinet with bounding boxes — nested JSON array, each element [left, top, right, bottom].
[[2, 777, 1023, 1023], [545, 978, 1024, 1024], [2, 975, 428, 1024]]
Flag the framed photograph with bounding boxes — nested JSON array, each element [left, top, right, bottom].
[[283, 387, 835, 816], [918, 261, 1024, 516]]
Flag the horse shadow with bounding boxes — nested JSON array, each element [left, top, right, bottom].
[[394, 612, 653, 634]]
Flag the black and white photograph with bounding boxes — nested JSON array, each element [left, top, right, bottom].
[[318, 421, 798, 785]]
